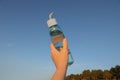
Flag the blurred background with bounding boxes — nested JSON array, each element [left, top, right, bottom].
[[0, 0, 120, 80]]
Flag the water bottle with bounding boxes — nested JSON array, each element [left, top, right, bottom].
[[47, 12, 74, 66]]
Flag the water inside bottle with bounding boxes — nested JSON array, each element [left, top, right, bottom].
[[50, 29, 74, 65]]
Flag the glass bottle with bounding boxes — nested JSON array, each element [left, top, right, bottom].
[[47, 12, 74, 65]]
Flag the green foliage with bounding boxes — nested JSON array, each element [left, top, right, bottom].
[[66, 65, 120, 80], [110, 65, 120, 80]]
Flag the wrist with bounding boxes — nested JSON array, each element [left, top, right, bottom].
[[56, 64, 68, 71]]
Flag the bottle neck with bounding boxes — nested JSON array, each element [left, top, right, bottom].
[[49, 25, 59, 31], [49, 25, 63, 36], [49, 25, 57, 28]]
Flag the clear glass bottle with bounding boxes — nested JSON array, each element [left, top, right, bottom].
[[47, 12, 74, 66]]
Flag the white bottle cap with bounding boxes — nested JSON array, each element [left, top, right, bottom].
[[47, 18, 58, 27], [47, 12, 58, 27]]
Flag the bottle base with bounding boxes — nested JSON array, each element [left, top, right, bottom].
[[68, 61, 74, 66]]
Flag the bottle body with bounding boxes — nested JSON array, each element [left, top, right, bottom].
[[49, 25, 74, 66]]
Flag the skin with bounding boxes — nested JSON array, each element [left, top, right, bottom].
[[50, 38, 69, 80]]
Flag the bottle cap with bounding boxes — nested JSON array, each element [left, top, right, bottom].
[[47, 18, 57, 27], [47, 12, 58, 27]]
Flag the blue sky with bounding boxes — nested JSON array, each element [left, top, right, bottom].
[[0, 0, 120, 80]]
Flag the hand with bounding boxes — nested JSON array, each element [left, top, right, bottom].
[[50, 38, 69, 70]]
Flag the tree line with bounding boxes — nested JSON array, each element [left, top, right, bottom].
[[66, 65, 120, 80]]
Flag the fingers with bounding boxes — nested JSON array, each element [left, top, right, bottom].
[[50, 44, 55, 52], [50, 38, 68, 55], [50, 44, 58, 55], [63, 38, 68, 50]]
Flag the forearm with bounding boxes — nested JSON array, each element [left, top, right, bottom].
[[51, 66, 67, 80]]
